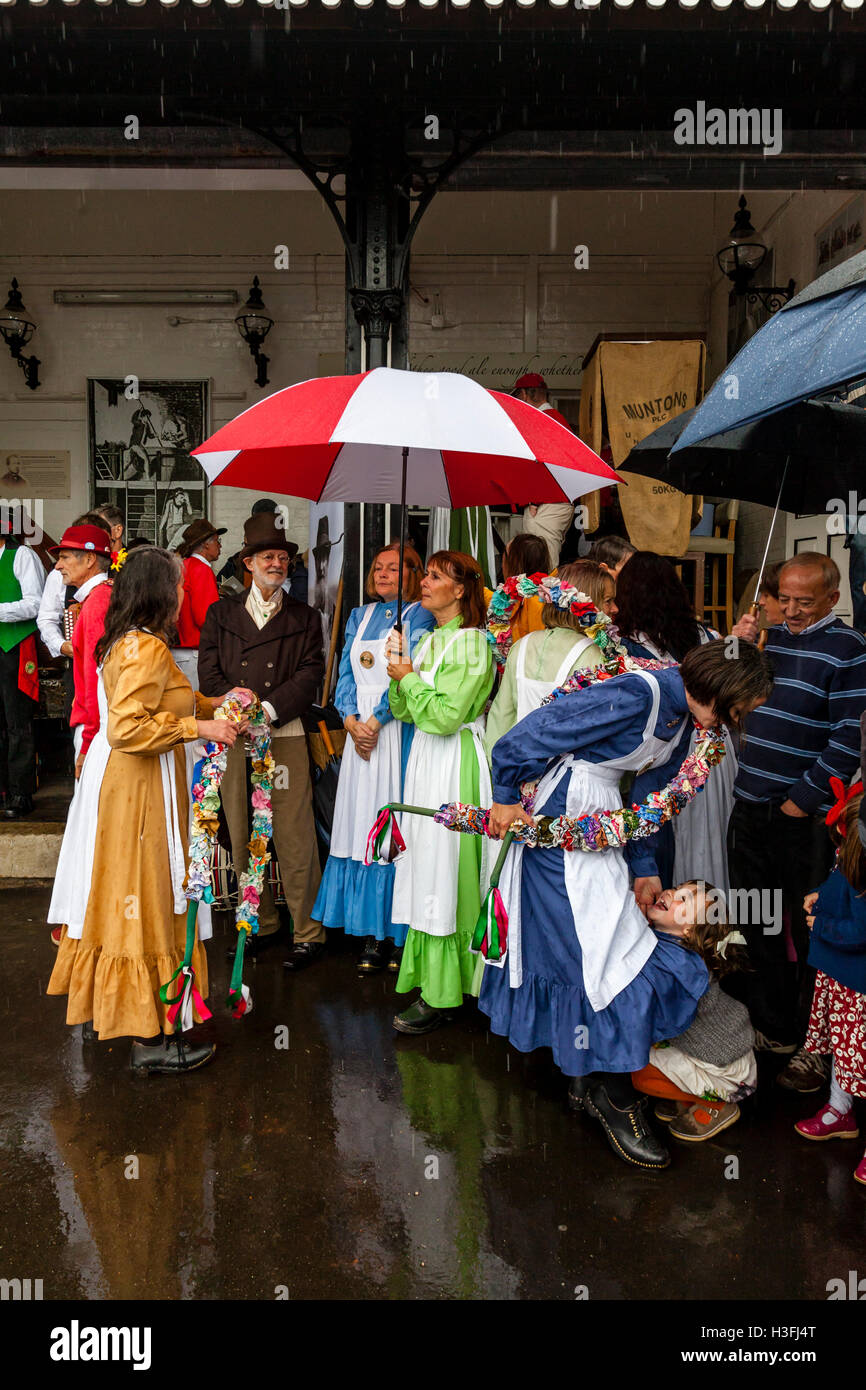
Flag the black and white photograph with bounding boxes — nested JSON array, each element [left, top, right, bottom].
[[88, 379, 208, 543]]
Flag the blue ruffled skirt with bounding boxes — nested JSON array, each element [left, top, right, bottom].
[[313, 855, 409, 947], [478, 847, 708, 1077]]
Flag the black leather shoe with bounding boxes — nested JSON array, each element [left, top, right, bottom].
[[4, 795, 33, 820], [392, 997, 453, 1035], [358, 937, 392, 973], [283, 941, 325, 972], [130, 1036, 216, 1075], [583, 1082, 671, 1170], [387, 947, 403, 974]]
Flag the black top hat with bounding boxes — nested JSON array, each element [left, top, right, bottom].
[[240, 511, 298, 562], [312, 515, 344, 560]]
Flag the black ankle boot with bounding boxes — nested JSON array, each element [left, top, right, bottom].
[[130, 1035, 216, 1076], [583, 1081, 671, 1170], [358, 936, 392, 973]]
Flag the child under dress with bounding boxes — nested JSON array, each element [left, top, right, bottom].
[[632, 880, 757, 1142]]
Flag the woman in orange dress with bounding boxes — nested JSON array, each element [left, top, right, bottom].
[[48, 546, 245, 1075], [482, 531, 552, 643]]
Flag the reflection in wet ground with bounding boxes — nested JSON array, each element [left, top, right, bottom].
[[3, 886, 864, 1300]]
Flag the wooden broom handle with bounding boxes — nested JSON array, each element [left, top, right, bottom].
[[322, 573, 344, 707]]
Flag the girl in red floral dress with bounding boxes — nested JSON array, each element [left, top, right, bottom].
[[796, 784, 866, 1186]]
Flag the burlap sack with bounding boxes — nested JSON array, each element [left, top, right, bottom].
[[579, 339, 706, 556]]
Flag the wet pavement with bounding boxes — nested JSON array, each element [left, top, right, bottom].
[[4, 883, 865, 1302]]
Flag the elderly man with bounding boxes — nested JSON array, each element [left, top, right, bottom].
[[49, 524, 113, 774], [727, 551, 866, 1091], [198, 511, 325, 971], [173, 517, 226, 687]]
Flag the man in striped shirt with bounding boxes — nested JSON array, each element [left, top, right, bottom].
[[728, 551, 866, 1091]]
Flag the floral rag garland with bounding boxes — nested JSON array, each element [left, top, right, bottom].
[[160, 689, 274, 1029], [485, 572, 628, 671]]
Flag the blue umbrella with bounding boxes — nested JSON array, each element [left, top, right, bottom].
[[674, 249, 866, 451]]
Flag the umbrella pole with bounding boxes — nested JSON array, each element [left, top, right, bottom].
[[396, 444, 408, 636], [750, 455, 790, 620]]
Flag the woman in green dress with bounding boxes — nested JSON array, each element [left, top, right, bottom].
[[386, 550, 495, 1035]]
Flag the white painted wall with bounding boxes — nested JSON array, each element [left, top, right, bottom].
[[0, 183, 852, 574]]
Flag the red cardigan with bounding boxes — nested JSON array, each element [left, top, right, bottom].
[[176, 554, 219, 648], [70, 578, 112, 758]]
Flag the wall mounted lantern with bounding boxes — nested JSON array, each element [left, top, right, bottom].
[[235, 277, 273, 389], [716, 196, 795, 314], [0, 279, 40, 390]]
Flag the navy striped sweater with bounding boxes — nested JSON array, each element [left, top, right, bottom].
[[735, 614, 866, 814]]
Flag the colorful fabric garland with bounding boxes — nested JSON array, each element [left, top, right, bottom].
[[429, 722, 726, 851], [184, 688, 275, 1021], [486, 572, 627, 671]]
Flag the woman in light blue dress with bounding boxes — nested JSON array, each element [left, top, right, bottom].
[[313, 544, 435, 973]]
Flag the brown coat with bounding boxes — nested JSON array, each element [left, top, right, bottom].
[[197, 590, 324, 725]]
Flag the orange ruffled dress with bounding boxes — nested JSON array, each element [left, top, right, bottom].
[[48, 631, 216, 1040]]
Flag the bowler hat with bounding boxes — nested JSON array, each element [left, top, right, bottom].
[[178, 518, 226, 556], [240, 511, 298, 561]]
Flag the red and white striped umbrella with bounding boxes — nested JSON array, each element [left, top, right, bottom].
[[192, 367, 618, 505]]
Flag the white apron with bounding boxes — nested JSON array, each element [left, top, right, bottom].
[[515, 633, 597, 723], [48, 674, 112, 938], [391, 629, 492, 937], [330, 603, 406, 863], [492, 668, 689, 1012]]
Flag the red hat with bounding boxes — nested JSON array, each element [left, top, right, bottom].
[[514, 372, 547, 391], [48, 524, 113, 557]]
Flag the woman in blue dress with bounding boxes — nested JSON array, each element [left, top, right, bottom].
[[313, 544, 435, 973], [615, 550, 737, 896], [481, 639, 773, 1170]]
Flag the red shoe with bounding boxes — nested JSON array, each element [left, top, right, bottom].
[[855, 1151, 866, 1186], [50, 926, 62, 949], [795, 1104, 860, 1141]]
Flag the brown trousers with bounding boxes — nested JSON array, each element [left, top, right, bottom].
[[221, 734, 324, 943]]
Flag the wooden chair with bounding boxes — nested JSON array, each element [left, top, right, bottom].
[[680, 499, 739, 634]]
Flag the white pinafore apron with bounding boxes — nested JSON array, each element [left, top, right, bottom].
[[492, 668, 688, 1011], [330, 603, 407, 863], [515, 633, 598, 723], [48, 672, 112, 938], [391, 629, 492, 937]]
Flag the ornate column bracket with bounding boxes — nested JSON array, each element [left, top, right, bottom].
[[350, 288, 403, 356]]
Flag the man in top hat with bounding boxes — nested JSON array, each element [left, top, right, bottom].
[[217, 498, 281, 590], [198, 511, 326, 969], [172, 518, 227, 688], [513, 372, 578, 569], [0, 512, 45, 818]]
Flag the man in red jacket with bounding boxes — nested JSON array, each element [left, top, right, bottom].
[[49, 524, 114, 778], [173, 518, 226, 687]]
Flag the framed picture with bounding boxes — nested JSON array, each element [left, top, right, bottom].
[[815, 196, 864, 277], [309, 501, 345, 664], [88, 379, 210, 545]]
